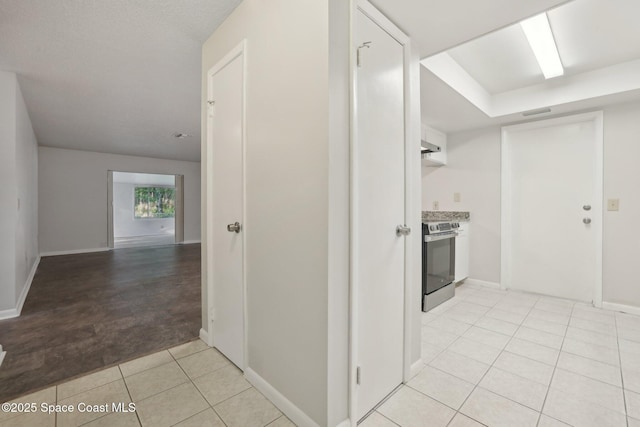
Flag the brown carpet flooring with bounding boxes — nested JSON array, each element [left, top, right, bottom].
[[0, 244, 201, 402]]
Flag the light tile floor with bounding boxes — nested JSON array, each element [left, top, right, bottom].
[[5, 282, 640, 427], [364, 282, 640, 427], [0, 340, 293, 427]]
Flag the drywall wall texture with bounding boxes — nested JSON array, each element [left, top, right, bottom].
[[0, 71, 38, 313], [201, 0, 350, 425], [0, 71, 17, 311], [38, 146, 200, 253], [422, 100, 640, 308], [14, 75, 39, 304], [601, 102, 640, 307], [113, 182, 175, 238], [422, 126, 502, 284]]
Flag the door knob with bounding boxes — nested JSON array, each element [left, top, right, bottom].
[[396, 225, 411, 236], [583, 218, 592, 224], [227, 222, 241, 233], [583, 205, 591, 211]]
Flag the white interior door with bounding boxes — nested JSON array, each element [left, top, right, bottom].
[[355, 8, 406, 420], [502, 113, 603, 303], [208, 48, 245, 369]]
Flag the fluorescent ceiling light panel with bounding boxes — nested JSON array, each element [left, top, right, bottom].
[[520, 13, 564, 79]]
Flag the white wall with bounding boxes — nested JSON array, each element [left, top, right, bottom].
[[422, 126, 502, 284], [602, 102, 640, 307], [113, 182, 175, 238], [201, 1, 349, 425], [0, 71, 17, 311], [422, 100, 640, 308], [14, 75, 39, 303], [0, 71, 38, 314], [39, 146, 200, 253]]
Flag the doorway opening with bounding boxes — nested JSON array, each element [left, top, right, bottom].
[[108, 171, 185, 249]]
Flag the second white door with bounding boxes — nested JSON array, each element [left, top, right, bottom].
[[502, 113, 602, 303], [208, 48, 245, 369]]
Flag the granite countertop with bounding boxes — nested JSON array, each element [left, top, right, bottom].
[[422, 211, 470, 222]]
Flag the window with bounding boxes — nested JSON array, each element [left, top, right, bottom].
[[134, 187, 176, 219]]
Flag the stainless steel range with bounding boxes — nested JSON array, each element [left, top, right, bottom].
[[422, 221, 459, 312]]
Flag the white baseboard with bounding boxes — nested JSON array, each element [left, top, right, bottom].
[[409, 360, 425, 380], [40, 247, 110, 257], [0, 256, 40, 320], [181, 240, 201, 245], [462, 278, 501, 289], [245, 367, 320, 427], [335, 419, 351, 427], [199, 328, 212, 346], [602, 301, 640, 316]]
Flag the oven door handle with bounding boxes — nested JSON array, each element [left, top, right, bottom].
[[424, 232, 458, 242]]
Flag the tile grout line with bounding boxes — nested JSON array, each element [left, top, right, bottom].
[[116, 364, 143, 427], [445, 291, 538, 426], [534, 300, 574, 427], [614, 313, 630, 427]]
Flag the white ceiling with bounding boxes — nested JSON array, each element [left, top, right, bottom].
[[0, 0, 241, 162], [369, 0, 571, 58], [2, 0, 603, 159], [419, 0, 640, 134]]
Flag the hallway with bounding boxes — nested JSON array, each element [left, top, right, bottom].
[[0, 244, 201, 402]]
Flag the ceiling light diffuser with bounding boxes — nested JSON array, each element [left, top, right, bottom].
[[520, 13, 564, 79]]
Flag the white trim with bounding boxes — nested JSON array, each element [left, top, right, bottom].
[[335, 420, 351, 427], [409, 360, 424, 380], [199, 328, 212, 347], [107, 170, 114, 249], [501, 111, 604, 305], [350, 1, 415, 424], [180, 240, 201, 245], [462, 278, 501, 289], [15, 256, 39, 314], [0, 308, 18, 320], [40, 248, 110, 257], [602, 302, 640, 316], [245, 368, 320, 427], [0, 348, 5, 368], [0, 256, 40, 320], [206, 39, 248, 371]]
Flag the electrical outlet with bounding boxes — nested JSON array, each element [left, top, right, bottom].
[[608, 199, 619, 211], [433, 201, 439, 211], [454, 192, 461, 203]]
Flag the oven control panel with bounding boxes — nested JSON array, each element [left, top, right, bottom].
[[425, 222, 460, 234]]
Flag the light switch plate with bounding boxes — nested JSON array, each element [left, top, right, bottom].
[[433, 201, 439, 211], [608, 199, 619, 211], [454, 192, 461, 203]]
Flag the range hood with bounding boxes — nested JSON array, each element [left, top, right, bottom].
[[421, 140, 441, 154]]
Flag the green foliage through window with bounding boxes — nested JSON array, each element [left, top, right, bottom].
[[134, 187, 175, 219]]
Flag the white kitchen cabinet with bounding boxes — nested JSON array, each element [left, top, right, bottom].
[[422, 125, 447, 166], [455, 222, 469, 282]]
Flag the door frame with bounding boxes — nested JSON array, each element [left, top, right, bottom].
[[107, 170, 183, 249], [205, 40, 248, 371], [349, 0, 416, 422], [500, 111, 604, 307]]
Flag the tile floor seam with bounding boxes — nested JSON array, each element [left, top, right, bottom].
[[123, 359, 176, 380], [168, 342, 210, 362], [373, 410, 403, 426], [450, 291, 539, 427], [56, 377, 122, 404], [535, 300, 573, 427], [117, 364, 143, 427], [169, 348, 233, 427], [614, 314, 631, 427]]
